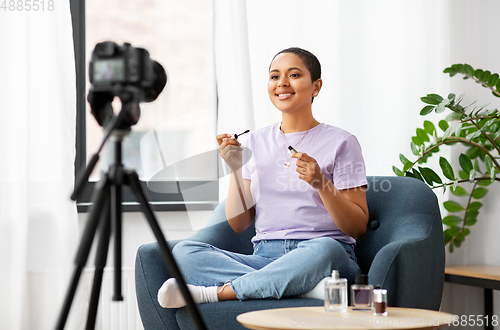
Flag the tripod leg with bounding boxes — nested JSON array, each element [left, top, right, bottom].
[[125, 170, 208, 330], [86, 198, 112, 330], [56, 177, 111, 330], [110, 147, 123, 302]]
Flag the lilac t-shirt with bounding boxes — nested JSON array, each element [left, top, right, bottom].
[[241, 122, 367, 246]]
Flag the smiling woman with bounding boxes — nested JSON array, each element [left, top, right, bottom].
[[157, 47, 369, 308]]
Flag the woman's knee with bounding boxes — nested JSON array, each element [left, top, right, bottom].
[[298, 237, 351, 266], [300, 237, 345, 254], [172, 240, 210, 261]]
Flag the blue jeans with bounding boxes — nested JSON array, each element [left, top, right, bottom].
[[172, 237, 361, 300]]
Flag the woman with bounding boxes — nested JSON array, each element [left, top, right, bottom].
[[158, 47, 369, 308]]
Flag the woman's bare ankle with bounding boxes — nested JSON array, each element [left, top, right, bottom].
[[217, 284, 237, 301]]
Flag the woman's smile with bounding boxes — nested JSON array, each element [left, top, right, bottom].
[[276, 92, 295, 100]]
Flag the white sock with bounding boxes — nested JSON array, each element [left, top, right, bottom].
[[301, 277, 329, 300], [157, 278, 219, 308]]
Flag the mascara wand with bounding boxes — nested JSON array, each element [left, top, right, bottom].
[[234, 130, 250, 139]]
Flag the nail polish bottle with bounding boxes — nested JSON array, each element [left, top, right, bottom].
[[373, 289, 388, 316], [350, 274, 373, 309], [324, 270, 348, 313]]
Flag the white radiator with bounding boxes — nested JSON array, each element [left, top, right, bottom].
[[73, 267, 144, 330]]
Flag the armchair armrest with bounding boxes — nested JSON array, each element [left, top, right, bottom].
[[367, 212, 445, 310]]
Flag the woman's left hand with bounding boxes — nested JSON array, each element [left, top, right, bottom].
[[291, 152, 325, 190]]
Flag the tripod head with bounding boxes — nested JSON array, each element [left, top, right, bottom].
[[87, 86, 142, 130]]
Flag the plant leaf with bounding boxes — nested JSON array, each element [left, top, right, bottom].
[[443, 200, 465, 212], [459, 153, 473, 174], [439, 120, 449, 132], [421, 94, 444, 105], [439, 157, 455, 180], [420, 167, 443, 185], [472, 187, 488, 199], [455, 123, 463, 137], [466, 130, 482, 140], [392, 166, 403, 176], [423, 121, 436, 135], [484, 154, 494, 173], [451, 186, 468, 196], [469, 169, 477, 182], [445, 112, 462, 122], [478, 179, 492, 186], [443, 215, 462, 226], [464, 64, 475, 76], [416, 128, 430, 142], [410, 142, 420, 156], [466, 147, 481, 160], [468, 201, 483, 212], [449, 225, 461, 236], [444, 229, 453, 245], [442, 126, 453, 140], [412, 168, 424, 182], [412, 136, 424, 146], [399, 153, 410, 166], [474, 159, 481, 172], [403, 160, 413, 173], [465, 211, 479, 226], [488, 73, 499, 87], [420, 105, 435, 116]]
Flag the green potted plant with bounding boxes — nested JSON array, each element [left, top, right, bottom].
[[393, 64, 500, 252]]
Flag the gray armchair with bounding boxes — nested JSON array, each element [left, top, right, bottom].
[[135, 176, 445, 330]]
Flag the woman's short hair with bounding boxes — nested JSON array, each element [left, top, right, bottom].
[[271, 47, 321, 82]]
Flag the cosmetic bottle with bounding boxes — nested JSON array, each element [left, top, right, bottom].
[[350, 274, 373, 309], [373, 289, 388, 316], [324, 270, 348, 313]]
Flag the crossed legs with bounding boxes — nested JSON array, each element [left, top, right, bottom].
[[158, 237, 360, 308]]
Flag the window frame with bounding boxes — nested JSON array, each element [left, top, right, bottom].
[[70, 0, 219, 213]]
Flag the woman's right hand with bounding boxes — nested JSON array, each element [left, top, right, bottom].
[[217, 133, 243, 171]]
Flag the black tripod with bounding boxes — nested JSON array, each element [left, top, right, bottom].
[[55, 102, 207, 330]]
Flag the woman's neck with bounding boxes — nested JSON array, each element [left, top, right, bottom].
[[280, 115, 319, 133]]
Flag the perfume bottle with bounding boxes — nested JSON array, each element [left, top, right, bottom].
[[350, 274, 373, 309], [324, 270, 348, 313], [373, 289, 388, 316]]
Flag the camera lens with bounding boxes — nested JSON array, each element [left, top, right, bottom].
[[143, 61, 167, 102]]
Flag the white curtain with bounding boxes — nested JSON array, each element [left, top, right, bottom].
[[0, 3, 79, 330]]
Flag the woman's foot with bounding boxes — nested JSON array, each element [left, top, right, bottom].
[[300, 277, 329, 299], [157, 278, 219, 308]]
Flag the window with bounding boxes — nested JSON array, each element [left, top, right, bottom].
[[70, 0, 219, 212]]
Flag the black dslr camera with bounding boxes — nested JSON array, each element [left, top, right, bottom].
[[88, 41, 167, 128]]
